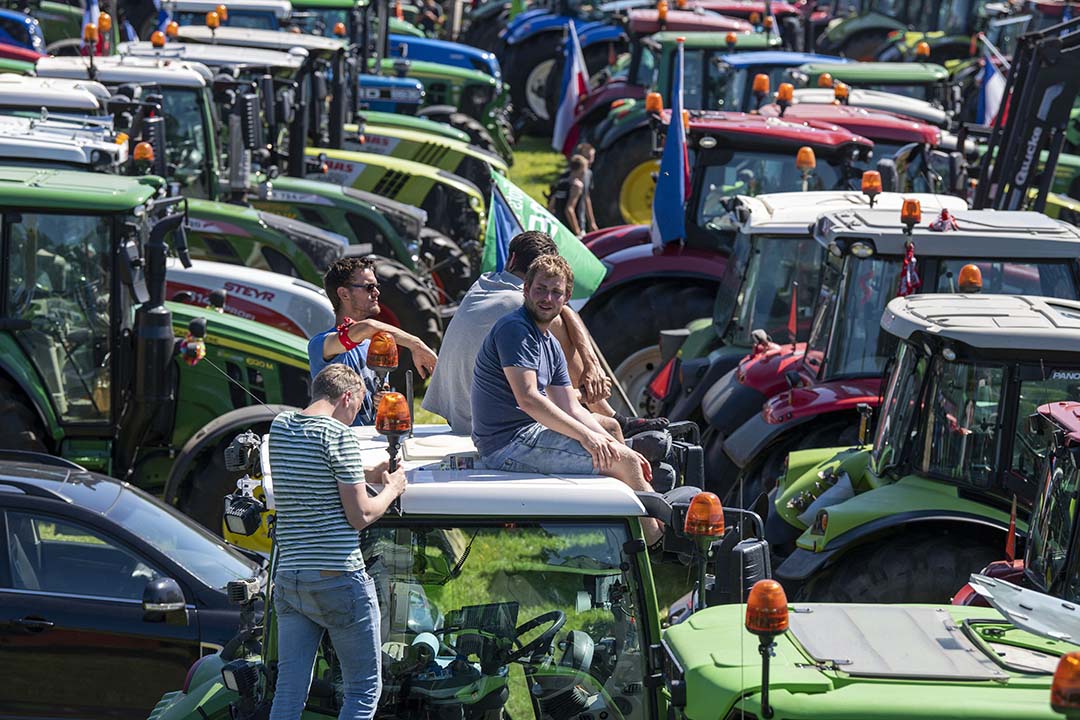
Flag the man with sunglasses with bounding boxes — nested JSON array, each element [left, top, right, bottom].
[[309, 257, 438, 425]]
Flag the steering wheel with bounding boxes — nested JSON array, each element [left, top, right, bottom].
[[503, 610, 566, 665]]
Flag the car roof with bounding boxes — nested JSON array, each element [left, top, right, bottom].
[[263, 425, 649, 518], [735, 192, 967, 233], [881, 295, 1080, 352], [815, 208, 1080, 257], [0, 459, 122, 514], [759, 103, 940, 145], [36, 55, 210, 87]]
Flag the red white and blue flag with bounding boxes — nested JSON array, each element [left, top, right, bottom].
[[551, 22, 589, 156], [977, 49, 1006, 125], [649, 38, 690, 249]]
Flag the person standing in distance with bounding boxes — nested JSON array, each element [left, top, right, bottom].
[[268, 364, 406, 720]]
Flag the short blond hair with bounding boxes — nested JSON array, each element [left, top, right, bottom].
[[525, 254, 574, 299], [312, 364, 365, 402]]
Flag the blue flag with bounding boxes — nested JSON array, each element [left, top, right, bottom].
[[485, 181, 524, 272], [649, 38, 690, 248]]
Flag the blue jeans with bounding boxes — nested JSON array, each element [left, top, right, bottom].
[[269, 568, 382, 720], [480, 422, 596, 475]]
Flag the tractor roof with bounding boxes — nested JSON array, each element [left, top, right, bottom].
[[0, 167, 161, 211], [0, 73, 110, 113], [816, 208, 1080, 258], [263, 425, 650, 518], [794, 61, 950, 84], [0, 115, 128, 167], [175, 24, 344, 53], [759, 103, 941, 146], [881, 295, 1080, 353], [682, 111, 872, 150], [171, 0, 292, 15], [789, 87, 948, 127], [717, 51, 849, 67], [735, 191, 966, 233], [36, 55, 210, 88], [648, 29, 781, 50], [118, 40, 305, 70], [627, 8, 752, 34]]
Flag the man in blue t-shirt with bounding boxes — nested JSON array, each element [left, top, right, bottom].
[[471, 255, 661, 544], [309, 257, 438, 425]]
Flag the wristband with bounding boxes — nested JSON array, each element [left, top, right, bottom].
[[337, 317, 359, 351]]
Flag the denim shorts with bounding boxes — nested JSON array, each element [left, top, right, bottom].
[[480, 422, 596, 475]]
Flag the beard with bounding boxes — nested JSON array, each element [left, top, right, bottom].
[[524, 295, 559, 324]]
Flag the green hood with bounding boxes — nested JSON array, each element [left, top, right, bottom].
[[345, 122, 509, 174], [351, 113, 471, 143], [168, 301, 309, 370]]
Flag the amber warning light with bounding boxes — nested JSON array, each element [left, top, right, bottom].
[[368, 331, 399, 386], [862, 170, 882, 206], [746, 579, 790, 720], [901, 198, 922, 232]]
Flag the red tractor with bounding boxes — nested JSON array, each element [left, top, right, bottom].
[[579, 108, 872, 410]]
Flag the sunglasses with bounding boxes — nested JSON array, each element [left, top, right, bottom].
[[348, 282, 380, 293]]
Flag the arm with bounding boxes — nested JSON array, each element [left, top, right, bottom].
[[557, 306, 609, 404], [548, 384, 609, 435], [339, 459, 407, 531], [322, 318, 437, 379], [564, 183, 583, 235], [584, 191, 598, 233]]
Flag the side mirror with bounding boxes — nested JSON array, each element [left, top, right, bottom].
[[143, 577, 186, 613], [875, 158, 899, 193]]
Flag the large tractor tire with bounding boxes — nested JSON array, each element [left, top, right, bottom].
[[169, 404, 293, 531], [795, 529, 1000, 603], [731, 419, 860, 509], [374, 259, 444, 355], [582, 281, 714, 416], [462, 5, 510, 51], [0, 376, 47, 453], [591, 128, 657, 228], [418, 109, 500, 159], [419, 228, 475, 304], [506, 36, 560, 135]]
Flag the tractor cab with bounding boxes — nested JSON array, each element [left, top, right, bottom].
[[694, 51, 848, 113], [769, 294, 1080, 603], [787, 61, 955, 113], [169, 0, 293, 30]]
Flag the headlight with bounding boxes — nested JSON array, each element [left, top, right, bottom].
[[258, 211, 346, 272]]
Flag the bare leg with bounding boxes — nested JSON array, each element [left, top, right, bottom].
[[607, 444, 663, 544], [595, 414, 624, 443]]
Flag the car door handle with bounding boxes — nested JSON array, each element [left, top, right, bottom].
[[12, 617, 54, 632]]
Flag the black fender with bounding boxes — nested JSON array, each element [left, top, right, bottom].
[[775, 511, 1010, 583], [163, 403, 294, 506], [596, 114, 649, 153], [667, 347, 745, 421], [701, 369, 768, 441]]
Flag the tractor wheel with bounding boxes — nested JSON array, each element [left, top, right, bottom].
[[374, 259, 444, 357], [420, 109, 499, 158], [796, 529, 1000, 603], [542, 42, 623, 131], [419, 228, 475, 304], [731, 420, 859, 509], [172, 405, 293, 531], [583, 281, 714, 414], [506, 36, 560, 135], [591, 128, 657, 227], [0, 376, 47, 452]]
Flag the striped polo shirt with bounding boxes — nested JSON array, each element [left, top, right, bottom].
[[268, 411, 368, 572]]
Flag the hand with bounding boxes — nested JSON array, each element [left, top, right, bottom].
[[581, 430, 620, 473], [364, 458, 390, 484], [382, 466, 407, 499], [412, 343, 437, 379], [634, 451, 653, 483], [579, 362, 611, 404]]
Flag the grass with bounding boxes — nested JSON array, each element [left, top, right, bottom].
[[507, 136, 567, 206]]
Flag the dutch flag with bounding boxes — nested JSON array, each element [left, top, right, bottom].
[[551, 23, 589, 157]]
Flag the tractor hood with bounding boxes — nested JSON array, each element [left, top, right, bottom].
[[584, 223, 650, 259], [664, 603, 1065, 720], [349, 113, 471, 144], [167, 301, 310, 370]]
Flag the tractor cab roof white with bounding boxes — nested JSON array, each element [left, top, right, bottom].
[[733, 191, 968, 234], [36, 55, 211, 88], [176, 24, 343, 53], [118, 40, 305, 71], [882, 294, 1080, 353], [260, 424, 650, 518], [167, 0, 292, 17], [0, 73, 110, 114], [0, 115, 127, 167], [790, 88, 949, 128]]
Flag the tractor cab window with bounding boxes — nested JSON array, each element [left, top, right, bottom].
[[705, 60, 743, 111], [633, 44, 658, 88], [695, 150, 844, 222], [934, 260, 1078, 298], [803, 253, 843, 376], [174, 10, 279, 29], [291, 8, 349, 36], [731, 235, 823, 345], [821, 255, 901, 379], [344, 521, 653, 720], [5, 212, 113, 423], [683, 49, 705, 110], [872, 341, 929, 475], [160, 87, 212, 199], [1027, 442, 1080, 601], [1011, 367, 1080, 487], [935, 0, 973, 35], [917, 358, 1005, 489]]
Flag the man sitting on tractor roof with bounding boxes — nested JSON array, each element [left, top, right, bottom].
[[310, 257, 438, 425], [470, 254, 663, 544]]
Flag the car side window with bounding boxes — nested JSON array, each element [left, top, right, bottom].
[[4, 511, 162, 600]]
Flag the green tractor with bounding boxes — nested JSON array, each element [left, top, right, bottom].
[[0, 167, 316, 530], [770, 293, 1080, 603]]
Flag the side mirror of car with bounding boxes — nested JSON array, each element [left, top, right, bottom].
[[143, 577, 186, 615]]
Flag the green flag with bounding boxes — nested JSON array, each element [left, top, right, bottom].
[[509, 0, 527, 18], [482, 171, 607, 300]]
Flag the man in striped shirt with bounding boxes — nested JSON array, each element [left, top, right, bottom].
[[268, 364, 406, 720]]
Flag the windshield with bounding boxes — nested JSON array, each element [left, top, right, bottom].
[[935, 0, 974, 34], [348, 521, 653, 720], [822, 255, 902, 379], [932, 260, 1079, 298], [175, 10, 279, 28], [871, 341, 928, 475], [291, 7, 349, 35], [161, 87, 211, 198], [804, 252, 843, 376], [107, 485, 259, 589], [731, 235, 823, 345], [1028, 441, 1080, 601], [1011, 368, 1080, 485], [706, 64, 800, 112], [861, 82, 937, 103], [696, 151, 850, 224], [633, 44, 658, 88]]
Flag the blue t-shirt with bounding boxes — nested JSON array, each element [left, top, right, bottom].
[[307, 329, 378, 426], [471, 306, 571, 457]]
